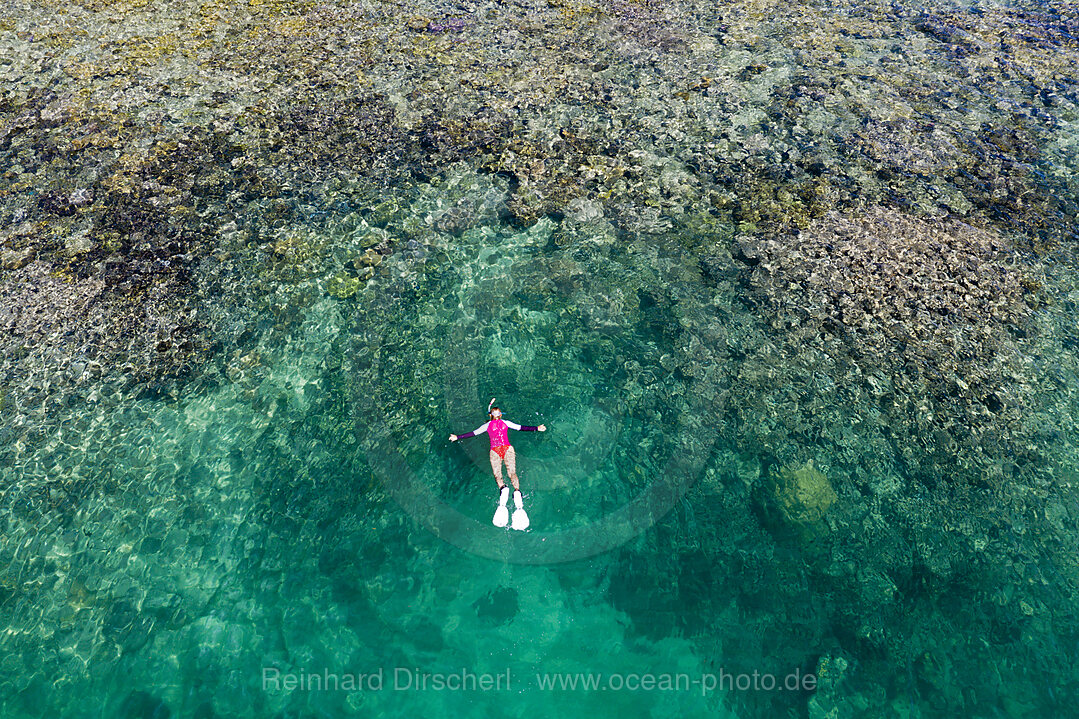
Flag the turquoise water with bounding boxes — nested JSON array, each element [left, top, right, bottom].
[[2, 0, 1079, 716], [0, 175, 736, 717], [3, 164, 1076, 717]]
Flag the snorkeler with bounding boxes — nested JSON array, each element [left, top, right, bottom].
[[449, 398, 547, 530]]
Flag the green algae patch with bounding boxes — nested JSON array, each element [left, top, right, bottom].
[[323, 272, 362, 299]]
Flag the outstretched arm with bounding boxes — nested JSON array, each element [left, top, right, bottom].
[[504, 420, 547, 432], [449, 422, 490, 442]]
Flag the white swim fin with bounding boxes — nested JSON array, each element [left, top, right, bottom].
[[493, 486, 510, 528], [511, 490, 530, 531]]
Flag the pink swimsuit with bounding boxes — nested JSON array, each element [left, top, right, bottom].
[[488, 419, 510, 448]]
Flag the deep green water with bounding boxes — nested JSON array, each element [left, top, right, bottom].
[[3, 0, 1079, 717]]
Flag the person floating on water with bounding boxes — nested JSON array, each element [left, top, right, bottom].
[[449, 398, 547, 530]]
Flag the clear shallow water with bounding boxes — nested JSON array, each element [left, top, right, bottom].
[[1, 165, 1074, 718], [0, 177, 737, 717], [353, 210, 726, 561], [2, 0, 1079, 716]]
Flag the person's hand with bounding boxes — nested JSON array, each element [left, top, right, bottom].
[[538, 425, 546, 432], [449, 434, 458, 441]]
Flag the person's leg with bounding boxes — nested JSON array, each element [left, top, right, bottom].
[[505, 446, 520, 492], [490, 449, 506, 490]]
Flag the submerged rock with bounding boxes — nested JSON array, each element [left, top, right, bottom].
[[119, 690, 171, 719], [756, 459, 837, 554], [768, 459, 837, 529]]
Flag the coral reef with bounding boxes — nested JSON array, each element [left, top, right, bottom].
[[0, 0, 1078, 717], [739, 206, 1046, 486]]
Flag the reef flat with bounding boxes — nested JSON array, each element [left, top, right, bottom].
[[1, 0, 1078, 717]]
